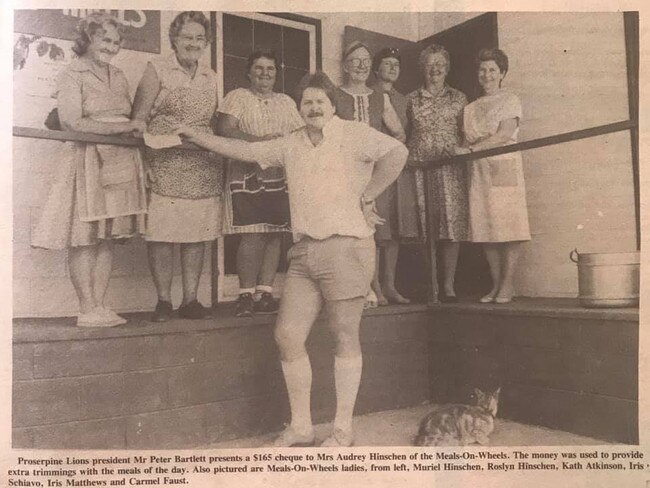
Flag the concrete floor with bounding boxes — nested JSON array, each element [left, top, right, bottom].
[[208, 404, 610, 448]]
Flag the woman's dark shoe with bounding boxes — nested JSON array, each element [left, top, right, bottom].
[[438, 293, 458, 303], [235, 293, 255, 318], [178, 300, 212, 319], [151, 300, 173, 322], [254, 292, 279, 314]]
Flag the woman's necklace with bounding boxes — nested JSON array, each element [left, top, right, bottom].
[[341, 83, 372, 95], [424, 83, 445, 97], [250, 88, 274, 100]]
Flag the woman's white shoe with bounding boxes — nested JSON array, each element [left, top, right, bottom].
[[77, 308, 123, 328]]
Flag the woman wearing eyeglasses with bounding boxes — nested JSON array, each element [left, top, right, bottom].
[[334, 41, 406, 307], [132, 11, 222, 321], [406, 44, 468, 303], [334, 41, 384, 129]]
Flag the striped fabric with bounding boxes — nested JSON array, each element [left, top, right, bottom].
[[218, 88, 304, 234]]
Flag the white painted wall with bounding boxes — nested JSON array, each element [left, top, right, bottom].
[[302, 12, 420, 84], [498, 12, 636, 297], [417, 11, 483, 39]]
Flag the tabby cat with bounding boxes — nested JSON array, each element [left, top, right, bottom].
[[414, 387, 501, 446]]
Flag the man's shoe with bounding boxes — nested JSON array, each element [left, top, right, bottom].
[[178, 300, 212, 319], [150, 300, 173, 322], [254, 292, 279, 314], [235, 293, 254, 317]]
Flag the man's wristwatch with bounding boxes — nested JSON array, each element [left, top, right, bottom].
[[361, 195, 375, 206]]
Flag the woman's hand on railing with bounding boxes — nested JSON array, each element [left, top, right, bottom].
[[129, 120, 147, 137], [176, 125, 200, 143], [406, 155, 426, 168], [260, 132, 283, 141], [453, 145, 471, 156]]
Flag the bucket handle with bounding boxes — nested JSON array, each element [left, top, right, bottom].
[[570, 248, 580, 263]]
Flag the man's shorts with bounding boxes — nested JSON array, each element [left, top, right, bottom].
[[285, 235, 375, 301]]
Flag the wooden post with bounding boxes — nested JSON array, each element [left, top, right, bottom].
[[423, 168, 439, 305], [210, 240, 220, 310], [623, 11, 640, 250]]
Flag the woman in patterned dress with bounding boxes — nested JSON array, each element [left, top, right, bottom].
[[32, 13, 146, 328], [407, 44, 468, 302], [132, 11, 222, 321], [455, 48, 530, 304], [217, 49, 304, 318]]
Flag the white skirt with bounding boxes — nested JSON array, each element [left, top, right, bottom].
[[145, 192, 223, 243]]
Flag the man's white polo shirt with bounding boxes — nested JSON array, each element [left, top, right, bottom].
[[249, 116, 405, 241]]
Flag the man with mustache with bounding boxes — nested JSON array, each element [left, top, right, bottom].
[[178, 71, 408, 447]]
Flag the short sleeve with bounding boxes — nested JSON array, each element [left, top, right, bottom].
[[249, 137, 286, 169], [147, 59, 164, 85], [280, 95, 304, 131], [55, 68, 81, 99], [55, 68, 83, 130], [218, 88, 248, 120], [356, 123, 404, 162], [113, 69, 132, 102], [500, 93, 523, 122]]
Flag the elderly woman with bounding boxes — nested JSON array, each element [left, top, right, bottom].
[[368, 47, 421, 304], [217, 49, 304, 318], [455, 48, 530, 303], [334, 41, 405, 307], [132, 11, 222, 321], [407, 44, 468, 302], [32, 13, 146, 327]]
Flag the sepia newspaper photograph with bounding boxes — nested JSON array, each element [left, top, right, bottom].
[[2, 0, 648, 486]]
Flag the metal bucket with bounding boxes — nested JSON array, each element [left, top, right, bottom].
[[570, 249, 640, 308]]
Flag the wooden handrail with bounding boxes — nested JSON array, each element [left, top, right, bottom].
[[417, 117, 636, 304], [411, 119, 636, 167], [12, 126, 200, 150], [13, 126, 143, 147], [14, 118, 635, 166]]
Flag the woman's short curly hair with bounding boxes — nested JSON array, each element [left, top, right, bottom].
[[477, 47, 509, 75], [418, 44, 450, 71], [71, 12, 125, 57], [168, 11, 211, 51]]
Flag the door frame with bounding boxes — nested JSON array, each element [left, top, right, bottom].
[[209, 12, 321, 303]]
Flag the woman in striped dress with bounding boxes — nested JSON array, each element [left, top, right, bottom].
[[217, 49, 304, 317]]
